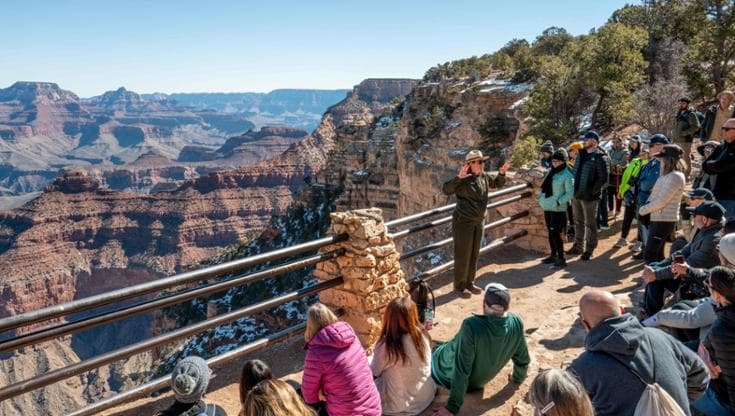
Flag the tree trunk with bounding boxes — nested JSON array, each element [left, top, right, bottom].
[[591, 91, 606, 130]]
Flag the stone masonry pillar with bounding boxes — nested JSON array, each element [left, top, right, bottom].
[[314, 208, 408, 351], [494, 167, 550, 253]]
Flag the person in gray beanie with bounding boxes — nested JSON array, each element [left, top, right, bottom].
[[539, 140, 555, 169], [156, 356, 227, 416]]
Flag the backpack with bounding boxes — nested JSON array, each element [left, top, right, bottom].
[[408, 278, 435, 324], [603, 333, 686, 416]]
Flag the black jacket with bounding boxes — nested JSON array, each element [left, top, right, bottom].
[[703, 140, 735, 200], [706, 304, 735, 412], [573, 147, 610, 201], [570, 314, 708, 416], [700, 104, 735, 140]]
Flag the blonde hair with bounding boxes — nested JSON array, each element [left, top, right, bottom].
[[529, 369, 594, 416], [241, 379, 316, 416], [305, 302, 338, 342]]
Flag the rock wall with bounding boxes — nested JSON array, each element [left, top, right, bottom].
[[315, 208, 407, 350]]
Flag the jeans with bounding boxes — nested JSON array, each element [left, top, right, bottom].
[[572, 198, 598, 253], [643, 221, 675, 264], [693, 387, 733, 416], [643, 278, 681, 316], [544, 211, 567, 259], [720, 199, 735, 222]]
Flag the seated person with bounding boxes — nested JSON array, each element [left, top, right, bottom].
[[672, 188, 715, 254], [156, 356, 227, 416], [371, 296, 435, 415], [570, 291, 708, 416], [239, 359, 272, 407], [431, 283, 530, 415], [641, 201, 724, 316], [642, 297, 716, 347], [241, 379, 316, 416], [692, 266, 735, 415]]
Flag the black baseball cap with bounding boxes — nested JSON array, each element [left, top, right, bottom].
[[686, 201, 726, 221], [686, 188, 715, 200], [644, 134, 670, 145]]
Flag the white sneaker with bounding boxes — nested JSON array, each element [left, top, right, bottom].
[[614, 238, 627, 248], [630, 241, 643, 252]]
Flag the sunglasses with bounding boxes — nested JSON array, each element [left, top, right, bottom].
[[722, 127, 735, 132], [470, 160, 484, 165]]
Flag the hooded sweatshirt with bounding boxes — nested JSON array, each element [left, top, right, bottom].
[[569, 314, 708, 416], [431, 312, 530, 414], [302, 321, 381, 416]]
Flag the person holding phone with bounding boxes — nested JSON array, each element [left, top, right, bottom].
[[442, 150, 509, 298], [640, 201, 725, 317]]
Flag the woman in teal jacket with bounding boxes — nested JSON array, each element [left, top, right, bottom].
[[538, 149, 574, 268]]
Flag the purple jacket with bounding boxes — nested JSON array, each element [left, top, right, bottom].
[[302, 321, 381, 416]]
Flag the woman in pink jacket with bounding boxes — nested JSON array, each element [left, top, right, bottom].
[[301, 302, 381, 416]]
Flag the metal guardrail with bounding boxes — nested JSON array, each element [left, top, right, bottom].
[[66, 322, 307, 416], [399, 210, 529, 261], [389, 191, 532, 240], [0, 276, 344, 402], [0, 181, 534, 415], [0, 249, 344, 354], [384, 183, 530, 229], [0, 233, 349, 334], [408, 229, 528, 282]]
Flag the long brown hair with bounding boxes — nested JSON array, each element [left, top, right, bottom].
[[378, 296, 428, 365], [241, 379, 316, 416]]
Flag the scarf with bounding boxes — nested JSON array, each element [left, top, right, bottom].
[[541, 164, 566, 198]]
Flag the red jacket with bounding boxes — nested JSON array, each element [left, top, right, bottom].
[[302, 321, 381, 416]]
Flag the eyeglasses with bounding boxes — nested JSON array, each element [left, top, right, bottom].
[[721, 127, 735, 132], [471, 160, 484, 165]]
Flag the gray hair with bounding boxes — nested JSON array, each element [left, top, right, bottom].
[[529, 369, 594, 416]]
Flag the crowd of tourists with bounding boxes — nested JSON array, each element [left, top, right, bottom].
[[157, 94, 735, 416]]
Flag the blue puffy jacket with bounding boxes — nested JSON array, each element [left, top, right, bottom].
[[636, 158, 660, 207]]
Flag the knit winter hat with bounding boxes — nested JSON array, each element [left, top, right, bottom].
[[484, 282, 510, 310], [171, 356, 210, 404], [720, 234, 735, 267], [539, 140, 554, 154], [551, 148, 568, 162]]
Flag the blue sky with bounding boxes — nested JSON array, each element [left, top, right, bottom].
[[1, 1, 630, 97]]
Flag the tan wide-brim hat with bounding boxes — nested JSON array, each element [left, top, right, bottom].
[[717, 90, 734, 100], [465, 149, 490, 163]]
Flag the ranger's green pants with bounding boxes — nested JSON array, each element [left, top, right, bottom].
[[452, 219, 484, 291]]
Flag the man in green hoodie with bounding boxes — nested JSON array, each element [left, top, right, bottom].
[[431, 283, 530, 415]]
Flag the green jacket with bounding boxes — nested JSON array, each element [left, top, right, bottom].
[[673, 107, 701, 142], [442, 171, 506, 223], [618, 157, 648, 198], [431, 312, 530, 414], [538, 168, 574, 212]]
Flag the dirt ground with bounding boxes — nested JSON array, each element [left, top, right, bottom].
[[105, 223, 648, 416]]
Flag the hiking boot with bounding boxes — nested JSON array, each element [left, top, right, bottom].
[[630, 241, 643, 252], [553, 258, 567, 268], [580, 252, 592, 261], [455, 289, 472, 299], [566, 246, 584, 255], [541, 256, 556, 264], [468, 284, 483, 295], [614, 238, 628, 248]]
